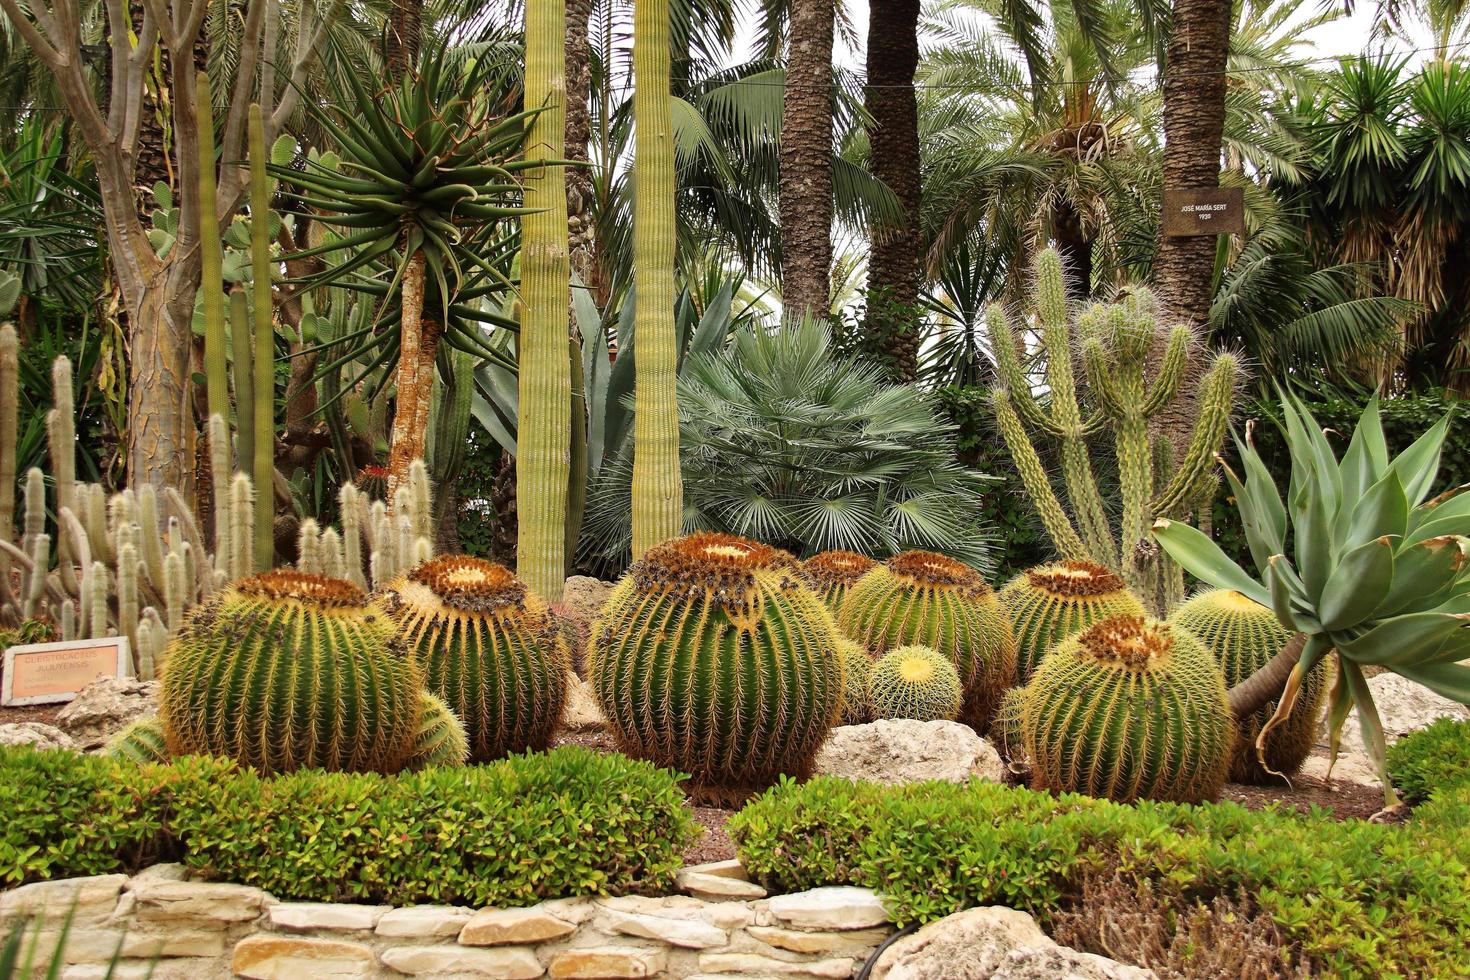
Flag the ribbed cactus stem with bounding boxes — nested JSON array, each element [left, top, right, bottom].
[[230, 473, 254, 580], [118, 543, 140, 651], [208, 414, 231, 574], [138, 486, 164, 588], [164, 551, 186, 630], [134, 620, 158, 681], [248, 104, 275, 572], [60, 598, 75, 640], [230, 287, 254, 473], [397, 518, 413, 576], [992, 392, 1088, 559], [1153, 353, 1239, 516], [88, 561, 109, 638], [409, 460, 432, 542], [319, 527, 345, 580], [340, 484, 365, 588], [298, 518, 322, 574], [84, 484, 111, 564], [0, 324, 17, 572], [49, 357, 75, 518], [196, 70, 230, 425], [23, 532, 49, 617], [629, 0, 684, 558]]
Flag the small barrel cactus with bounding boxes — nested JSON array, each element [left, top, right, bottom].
[[1171, 589, 1327, 783], [999, 560, 1146, 684], [589, 532, 843, 802], [409, 691, 470, 768], [105, 717, 170, 764], [1017, 614, 1232, 803], [868, 645, 962, 722], [159, 570, 421, 774], [839, 551, 1016, 729], [803, 550, 878, 612], [834, 635, 874, 725], [378, 556, 568, 762]]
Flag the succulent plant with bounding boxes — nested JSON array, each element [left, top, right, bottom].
[[159, 571, 422, 774], [1016, 615, 1233, 803], [378, 556, 568, 762], [838, 550, 1017, 729], [834, 634, 874, 724], [998, 560, 1146, 684], [409, 692, 470, 769], [104, 717, 170, 764], [803, 550, 879, 613], [867, 645, 963, 722], [588, 532, 842, 802], [1171, 589, 1327, 783]]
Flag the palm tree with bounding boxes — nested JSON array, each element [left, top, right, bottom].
[[780, 0, 835, 320]]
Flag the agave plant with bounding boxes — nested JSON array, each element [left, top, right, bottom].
[[1154, 395, 1470, 805]]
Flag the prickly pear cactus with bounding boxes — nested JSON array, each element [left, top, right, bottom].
[[589, 532, 843, 802], [409, 691, 470, 768], [803, 550, 878, 612], [867, 645, 962, 722], [999, 560, 1146, 683]]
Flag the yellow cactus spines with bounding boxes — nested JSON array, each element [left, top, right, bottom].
[[379, 556, 568, 762], [105, 717, 170, 764], [159, 571, 421, 775], [589, 532, 842, 802], [803, 550, 878, 612], [1018, 615, 1232, 803], [834, 635, 874, 724], [868, 645, 963, 722], [999, 560, 1146, 684], [409, 692, 470, 769], [839, 550, 1016, 730], [1171, 589, 1327, 783]]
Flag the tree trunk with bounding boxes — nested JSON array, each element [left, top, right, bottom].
[[385, 251, 437, 504], [1053, 199, 1093, 301], [861, 0, 922, 382], [779, 0, 835, 322], [385, 0, 422, 80], [126, 260, 199, 495]]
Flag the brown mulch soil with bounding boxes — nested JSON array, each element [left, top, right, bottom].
[[0, 701, 65, 726], [1219, 772, 1383, 821]]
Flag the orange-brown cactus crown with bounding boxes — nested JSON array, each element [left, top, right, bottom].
[[236, 570, 367, 608], [886, 550, 991, 597], [633, 532, 804, 606], [803, 550, 878, 588], [1025, 560, 1126, 597], [408, 555, 528, 613], [1077, 615, 1174, 670]]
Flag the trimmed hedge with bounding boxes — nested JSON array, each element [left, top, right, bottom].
[[0, 746, 696, 907], [729, 776, 1470, 978], [1385, 717, 1470, 804]]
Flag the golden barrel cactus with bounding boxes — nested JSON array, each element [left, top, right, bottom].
[[998, 560, 1146, 683], [867, 645, 963, 722], [803, 550, 878, 612]]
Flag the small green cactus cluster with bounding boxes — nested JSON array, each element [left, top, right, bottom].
[[378, 555, 568, 762], [802, 550, 878, 612], [998, 560, 1146, 684], [867, 644, 962, 722], [410, 692, 470, 768], [839, 550, 1016, 730], [589, 532, 843, 802], [105, 717, 171, 764], [834, 635, 873, 724], [1013, 614, 1232, 803], [1170, 589, 1327, 783]]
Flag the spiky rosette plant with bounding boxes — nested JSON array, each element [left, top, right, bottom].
[[159, 571, 421, 774], [378, 555, 568, 762], [1017, 615, 1232, 803], [868, 645, 963, 722], [105, 717, 170, 764], [409, 692, 470, 768], [588, 532, 842, 802], [1171, 589, 1327, 783], [839, 551, 1016, 729], [803, 550, 878, 613], [834, 635, 874, 724], [998, 561, 1146, 684]]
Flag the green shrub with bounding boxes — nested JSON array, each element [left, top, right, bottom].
[[730, 777, 1470, 978], [1385, 717, 1470, 804], [0, 746, 696, 906]]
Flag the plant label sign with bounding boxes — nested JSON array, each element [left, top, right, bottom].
[[1162, 187, 1244, 237], [2, 637, 132, 706]]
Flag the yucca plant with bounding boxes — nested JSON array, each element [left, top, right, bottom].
[[1154, 395, 1470, 805]]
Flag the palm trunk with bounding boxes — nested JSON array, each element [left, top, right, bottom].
[[779, 0, 835, 322], [861, 0, 922, 382], [385, 251, 436, 504], [386, 0, 422, 80]]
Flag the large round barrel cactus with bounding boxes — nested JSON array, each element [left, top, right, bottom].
[[1018, 614, 1232, 803], [589, 532, 842, 801], [839, 551, 1016, 729], [803, 550, 878, 612], [868, 645, 962, 722], [160, 571, 421, 774], [999, 560, 1146, 684], [1171, 589, 1327, 783], [378, 556, 568, 762]]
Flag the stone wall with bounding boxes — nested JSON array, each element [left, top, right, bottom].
[[0, 862, 895, 979]]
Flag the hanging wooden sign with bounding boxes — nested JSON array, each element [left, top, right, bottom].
[[2, 637, 132, 706], [1162, 187, 1245, 237]]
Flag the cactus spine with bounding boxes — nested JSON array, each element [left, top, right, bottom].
[[106, 717, 171, 764], [408, 692, 470, 768], [589, 533, 842, 801], [998, 561, 1146, 684], [802, 550, 877, 613], [0, 324, 16, 596], [839, 551, 1016, 730], [867, 645, 963, 722], [196, 70, 229, 427], [248, 104, 276, 571], [1170, 589, 1327, 783], [379, 556, 569, 762], [1016, 615, 1232, 803], [834, 635, 873, 724]]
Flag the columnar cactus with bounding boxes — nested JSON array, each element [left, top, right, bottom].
[[998, 560, 1146, 684], [378, 556, 568, 762], [867, 644, 962, 722], [1016, 615, 1232, 803], [408, 691, 470, 769], [802, 550, 878, 612], [589, 532, 842, 801], [839, 551, 1016, 729], [159, 570, 422, 774], [1171, 589, 1327, 783]]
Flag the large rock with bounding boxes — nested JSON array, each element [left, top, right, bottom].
[[1326, 673, 1470, 750], [871, 906, 1156, 980], [0, 722, 78, 752], [813, 719, 1004, 785], [561, 576, 615, 623], [55, 677, 158, 750]]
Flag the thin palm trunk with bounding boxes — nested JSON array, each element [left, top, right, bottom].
[[779, 0, 835, 322]]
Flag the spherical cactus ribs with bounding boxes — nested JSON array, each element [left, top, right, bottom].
[[999, 560, 1146, 684], [1019, 614, 1232, 803], [105, 717, 171, 764], [589, 532, 843, 802], [839, 550, 1017, 730], [159, 570, 421, 774], [803, 550, 879, 612], [835, 635, 874, 725], [409, 691, 470, 768], [1171, 589, 1327, 783], [378, 556, 568, 762], [868, 645, 963, 722]]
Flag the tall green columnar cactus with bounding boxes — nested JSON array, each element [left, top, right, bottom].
[[986, 249, 1239, 613], [196, 71, 229, 427], [230, 287, 254, 474], [589, 533, 842, 802], [248, 104, 275, 571], [0, 324, 16, 589], [630, 0, 684, 558]]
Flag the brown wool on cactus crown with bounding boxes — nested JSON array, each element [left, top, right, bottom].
[[1077, 615, 1175, 670], [803, 550, 878, 587], [234, 570, 368, 608], [632, 533, 805, 604], [885, 550, 991, 596], [1023, 560, 1126, 597], [408, 555, 529, 612]]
